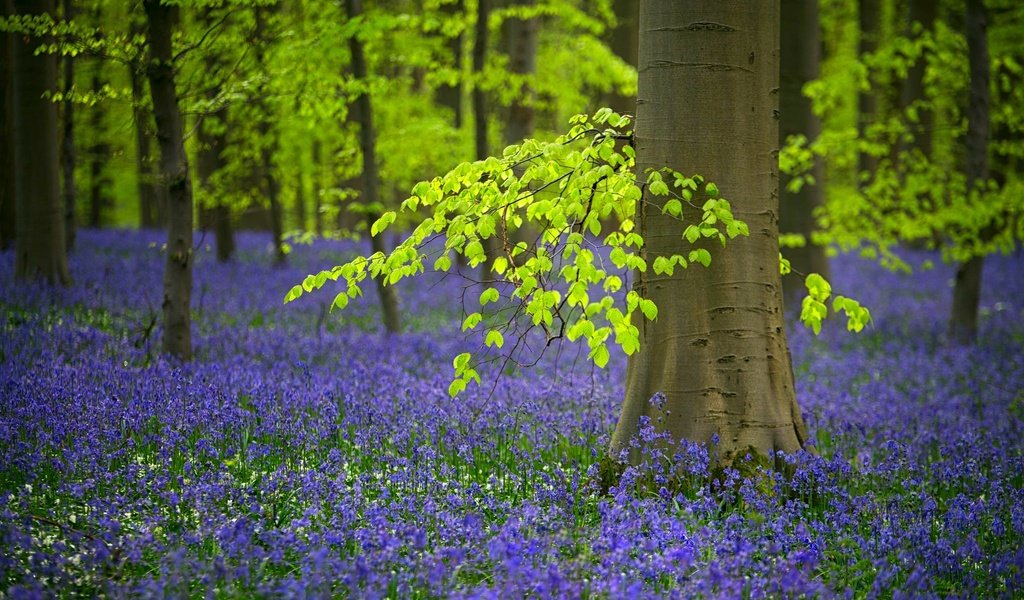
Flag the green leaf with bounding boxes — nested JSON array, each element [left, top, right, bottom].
[[639, 298, 658, 321], [332, 293, 349, 311], [453, 352, 472, 373], [462, 312, 482, 331], [485, 329, 504, 348], [706, 182, 719, 197], [284, 285, 303, 304], [589, 343, 610, 368], [479, 287, 500, 306], [448, 378, 467, 398], [688, 248, 712, 267], [370, 211, 396, 236]]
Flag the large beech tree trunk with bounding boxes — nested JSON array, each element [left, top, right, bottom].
[[611, 0, 808, 466], [144, 0, 194, 361], [0, 0, 15, 251], [950, 0, 989, 346], [347, 0, 401, 334], [12, 0, 70, 285], [779, 0, 829, 306]]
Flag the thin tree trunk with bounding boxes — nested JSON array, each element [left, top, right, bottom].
[[950, 0, 989, 345], [254, 6, 286, 265], [61, 0, 75, 251], [436, 0, 464, 129], [12, 0, 70, 284], [605, 0, 639, 116], [501, 0, 538, 146], [857, 0, 881, 179], [312, 139, 323, 236], [347, 0, 401, 334], [87, 62, 109, 228], [130, 12, 161, 229], [611, 0, 806, 467], [0, 0, 16, 251], [779, 0, 829, 307], [473, 0, 489, 162], [144, 0, 194, 361], [197, 77, 233, 262], [902, 0, 936, 158]]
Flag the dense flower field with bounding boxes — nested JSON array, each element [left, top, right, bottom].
[[1, 230, 1022, 598]]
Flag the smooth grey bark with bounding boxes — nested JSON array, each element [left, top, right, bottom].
[[144, 0, 194, 361], [779, 0, 829, 307], [857, 0, 881, 178], [950, 0, 989, 346], [606, 0, 639, 117], [347, 0, 401, 334], [0, 0, 15, 251], [61, 0, 75, 251], [610, 0, 807, 466], [501, 0, 538, 146], [12, 0, 70, 285]]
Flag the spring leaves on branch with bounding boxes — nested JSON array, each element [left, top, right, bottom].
[[286, 109, 869, 397]]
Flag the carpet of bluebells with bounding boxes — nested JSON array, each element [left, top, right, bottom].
[[1, 229, 1022, 598]]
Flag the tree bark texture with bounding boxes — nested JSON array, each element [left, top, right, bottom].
[[12, 0, 70, 285], [779, 0, 829, 307], [611, 0, 808, 466], [950, 0, 989, 346], [144, 0, 194, 361], [857, 0, 880, 178], [61, 0, 75, 251], [87, 62, 110, 228], [347, 0, 401, 334], [606, 0, 639, 117], [0, 0, 15, 251], [501, 0, 538, 146]]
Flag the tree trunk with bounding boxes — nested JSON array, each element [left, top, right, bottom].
[[857, 0, 880, 178], [12, 0, 70, 285], [0, 0, 15, 251], [501, 0, 538, 146], [312, 139, 323, 236], [87, 62, 109, 229], [130, 12, 162, 229], [473, 0, 489, 161], [197, 76, 233, 262], [347, 0, 401, 334], [606, 0, 639, 117], [144, 0, 194, 361], [254, 6, 286, 265], [436, 0, 464, 129], [61, 0, 75, 251], [950, 0, 989, 346], [611, 0, 807, 467], [779, 0, 829, 307], [901, 0, 936, 159]]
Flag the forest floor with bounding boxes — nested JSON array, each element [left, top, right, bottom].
[[1, 230, 1022, 597]]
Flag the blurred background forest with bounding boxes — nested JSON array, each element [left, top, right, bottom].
[[2, 0, 1020, 282]]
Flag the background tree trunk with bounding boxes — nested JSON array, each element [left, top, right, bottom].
[[61, 0, 75, 251], [501, 0, 538, 146], [12, 0, 70, 285], [950, 0, 989, 345], [902, 0, 936, 158], [347, 0, 401, 334], [87, 58, 110, 229], [779, 0, 830, 307], [0, 0, 15, 251], [197, 38, 233, 263], [312, 139, 323, 236], [611, 0, 807, 466], [144, 0, 194, 361], [130, 12, 162, 229], [473, 0, 489, 161], [605, 0, 639, 117], [857, 0, 881, 179], [436, 0, 464, 129], [254, 5, 286, 265]]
